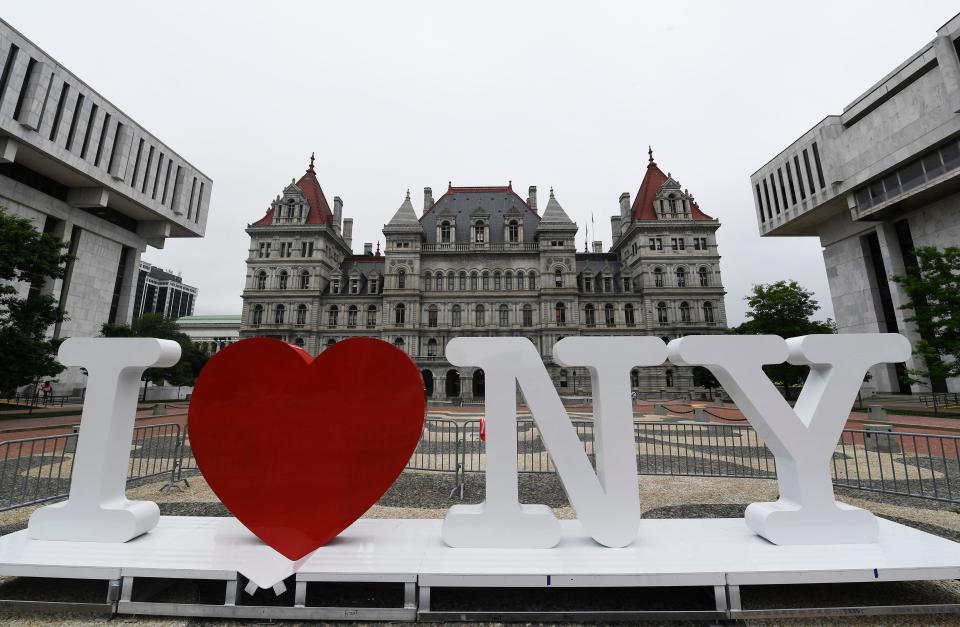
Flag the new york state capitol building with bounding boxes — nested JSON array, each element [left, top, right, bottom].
[[239, 151, 727, 399]]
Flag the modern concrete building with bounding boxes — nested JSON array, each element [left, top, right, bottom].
[[175, 315, 240, 355], [240, 152, 727, 399], [0, 19, 212, 392], [133, 261, 198, 320], [749, 13, 960, 394]]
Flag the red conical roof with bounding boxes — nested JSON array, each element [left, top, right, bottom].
[[252, 154, 334, 226], [630, 147, 713, 221]]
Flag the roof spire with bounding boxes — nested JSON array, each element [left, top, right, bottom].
[[648, 145, 655, 165], [307, 152, 316, 173], [406, 188, 411, 200], [375, 241, 381, 256]]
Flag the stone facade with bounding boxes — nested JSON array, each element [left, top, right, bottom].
[[240, 151, 727, 399], [0, 19, 211, 393], [176, 315, 241, 355], [749, 13, 960, 394]]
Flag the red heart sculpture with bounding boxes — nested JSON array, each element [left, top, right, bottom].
[[188, 337, 425, 560]]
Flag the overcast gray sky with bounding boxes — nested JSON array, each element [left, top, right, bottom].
[[6, 1, 959, 325]]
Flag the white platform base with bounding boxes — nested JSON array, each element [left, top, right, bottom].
[[0, 516, 958, 620]]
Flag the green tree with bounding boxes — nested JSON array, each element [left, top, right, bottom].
[[102, 313, 207, 387], [731, 280, 835, 400], [892, 246, 960, 393], [692, 366, 721, 399], [0, 208, 72, 397]]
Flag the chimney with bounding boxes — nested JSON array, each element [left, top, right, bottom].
[[592, 241, 603, 253], [610, 216, 621, 245], [342, 218, 353, 250], [528, 186, 538, 213], [423, 187, 433, 214], [364, 242, 373, 255], [619, 192, 630, 220], [333, 196, 343, 233]]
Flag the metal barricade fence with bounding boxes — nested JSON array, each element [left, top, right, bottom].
[[2, 418, 959, 511], [0, 423, 183, 512]]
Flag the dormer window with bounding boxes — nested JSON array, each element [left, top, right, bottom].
[[583, 276, 592, 292], [474, 220, 485, 243], [440, 221, 452, 243], [508, 220, 519, 243], [369, 278, 379, 293], [350, 279, 359, 294], [332, 279, 340, 293]]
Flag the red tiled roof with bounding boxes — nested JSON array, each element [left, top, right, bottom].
[[631, 159, 669, 221], [251, 157, 334, 226], [631, 151, 713, 221], [252, 206, 274, 226], [690, 199, 713, 220], [297, 161, 334, 225]]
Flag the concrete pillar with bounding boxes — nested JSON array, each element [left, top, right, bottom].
[[934, 33, 960, 113]]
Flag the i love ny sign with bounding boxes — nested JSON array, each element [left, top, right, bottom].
[[26, 333, 909, 564]]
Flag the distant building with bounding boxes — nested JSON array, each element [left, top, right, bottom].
[[239, 152, 727, 399], [133, 261, 197, 319], [749, 12, 960, 394], [0, 19, 211, 392], [175, 315, 240, 354]]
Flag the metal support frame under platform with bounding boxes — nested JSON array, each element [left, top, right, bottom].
[[0, 516, 959, 621]]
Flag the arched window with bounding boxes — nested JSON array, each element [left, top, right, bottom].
[[295, 337, 305, 348], [516, 271, 525, 290], [528, 271, 537, 289], [447, 271, 455, 291], [326, 338, 336, 348], [680, 301, 691, 322], [251, 304, 263, 325], [366, 305, 377, 327], [559, 369, 568, 388], [665, 369, 674, 387], [653, 267, 664, 287], [475, 304, 486, 327], [555, 302, 566, 324], [328, 305, 339, 327], [440, 221, 452, 243], [498, 304, 509, 327], [274, 304, 286, 324], [508, 220, 519, 243], [494, 271, 502, 290], [657, 301, 668, 324], [451, 305, 462, 327], [505, 271, 513, 290], [435, 271, 444, 291], [625, 303, 636, 326], [427, 338, 438, 357], [482, 271, 490, 290], [604, 303, 615, 327], [299, 271, 310, 289], [470, 271, 478, 290], [397, 269, 406, 289], [278, 270, 288, 289], [703, 301, 714, 323], [395, 303, 406, 325], [394, 337, 405, 349], [554, 268, 563, 288], [630, 368, 640, 388], [347, 305, 358, 327], [698, 266, 709, 287], [522, 304, 533, 327], [424, 272, 432, 291], [256, 271, 267, 290], [584, 304, 596, 327], [296, 304, 308, 325], [676, 267, 686, 287], [474, 220, 485, 243], [459, 271, 467, 290], [428, 305, 438, 328]]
